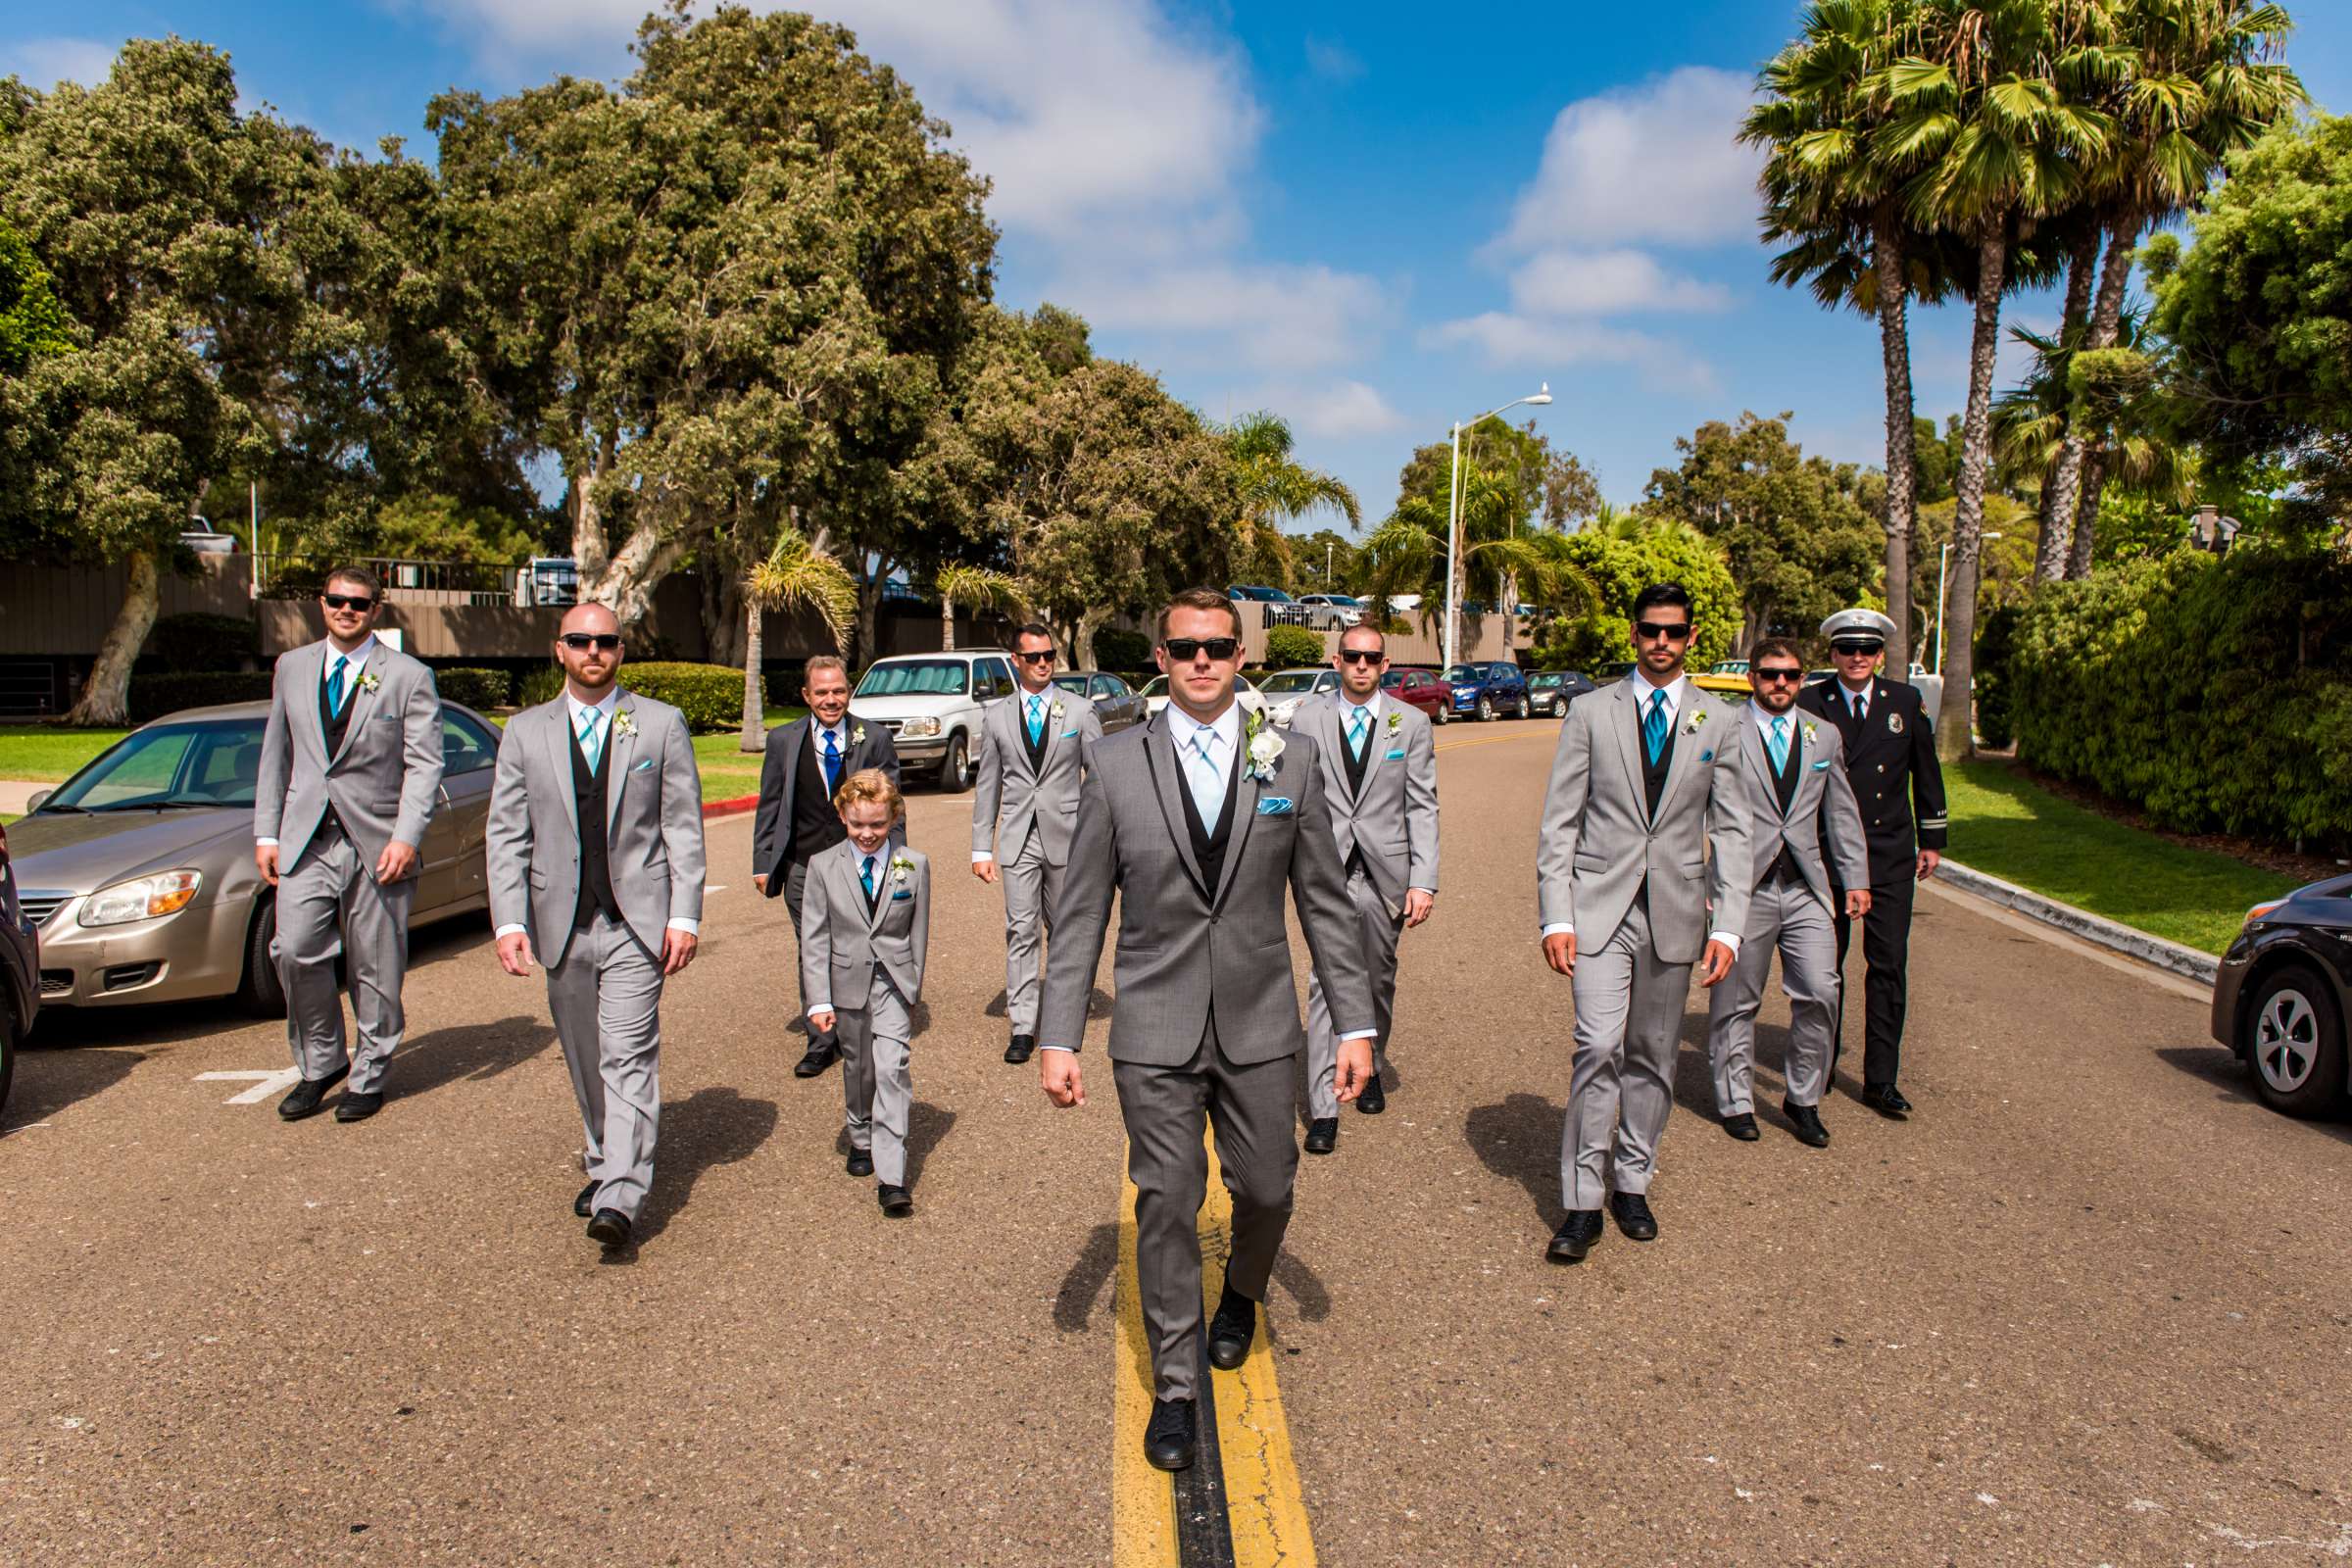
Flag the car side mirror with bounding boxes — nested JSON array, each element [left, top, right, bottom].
[[26, 790, 49, 812]]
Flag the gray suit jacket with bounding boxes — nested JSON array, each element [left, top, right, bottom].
[[1728, 705, 1870, 911], [1040, 708, 1374, 1066], [800, 839, 930, 1008], [969, 688, 1103, 866], [485, 690, 708, 967], [1286, 690, 1439, 912], [1536, 676, 1755, 964], [752, 714, 902, 891], [254, 638, 445, 873]]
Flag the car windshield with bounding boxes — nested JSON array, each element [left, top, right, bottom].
[[1257, 671, 1324, 695], [1050, 674, 1092, 697], [1445, 665, 1481, 683], [855, 660, 968, 698], [1530, 673, 1561, 688], [1326, 596, 1361, 608], [46, 718, 268, 811], [1140, 676, 1168, 698]]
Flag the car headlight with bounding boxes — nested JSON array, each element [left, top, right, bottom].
[[79, 869, 203, 927], [2243, 900, 2284, 928], [898, 716, 941, 739]]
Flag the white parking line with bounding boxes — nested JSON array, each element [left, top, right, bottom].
[[194, 1067, 302, 1104]]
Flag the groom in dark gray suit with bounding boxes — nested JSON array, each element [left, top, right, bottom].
[[1039, 588, 1373, 1474]]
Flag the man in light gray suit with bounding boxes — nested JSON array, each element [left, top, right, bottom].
[[1290, 621, 1439, 1153], [254, 565, 444, 1124], [1537, 582, 1752, 1262], [971, 622, 1102, 1065], [1039, 588, 1374, 1475], [488, 604, 707, 1254], [1706, 638, 1873, 1148]]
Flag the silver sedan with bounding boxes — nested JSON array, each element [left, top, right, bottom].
[[9, 700, 503, 1015]]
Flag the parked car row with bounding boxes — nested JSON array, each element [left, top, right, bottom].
[[850, 651, 1151, 793]]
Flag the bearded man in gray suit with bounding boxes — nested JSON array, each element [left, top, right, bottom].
[[1039, 588, 1374, 1475], [487, 604, 707, 1254], [1289, 621, 1439, 1154], [1537, 582, 1753, 1262], [971, 622, 1102, 1065], [1705, 638, 1873, 1148], [254, 565, 445, 1124]]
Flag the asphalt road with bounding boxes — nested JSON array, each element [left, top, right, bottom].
[[4, 720, 2347, 1566]]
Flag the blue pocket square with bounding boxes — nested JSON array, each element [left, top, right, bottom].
[[1812, 760, 1830, 771], [892, 889, 912, 901], [1385, 748, 1406, 760], [633, 758, 656, 771], [1060, 728, 1079, 738], [1699, 750, 1714, 762], [1256, 797, 1295, 815]]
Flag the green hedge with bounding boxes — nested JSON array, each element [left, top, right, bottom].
[[431, 667, 513, 710], [518, 664, 564, 708], [1999, 543, 2352, 846], [129, 671, 274, 723], [1093, 627, 1152, 670], [515, 661, 743, 732], [1973, 604, 2021, 752], [143, 612, 260, 672], [1262, 625, 1328, 669]]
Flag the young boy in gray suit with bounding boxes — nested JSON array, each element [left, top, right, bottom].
[[803, 769, 931, 1216]]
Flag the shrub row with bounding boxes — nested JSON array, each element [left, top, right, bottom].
[[140, 612, 261, 673], [1261, 624, 1329, 669], [128, 671, 275, 723], [1996, 542, 2352, 847], [517, 661, 745, 732], [430, 667, 513, 711]]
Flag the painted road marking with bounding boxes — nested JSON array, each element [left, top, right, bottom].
[[194, 1067, 301, 1104]]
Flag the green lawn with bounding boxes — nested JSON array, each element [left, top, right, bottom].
[[0, 724, 134, 783], [693, 710, 808, 803], [1945, 760, 2296, 956]]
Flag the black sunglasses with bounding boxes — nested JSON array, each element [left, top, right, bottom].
[[1754, 666, 1804, 683], [321, 592, 375, 612], [1830, 639, 1883, 657], [1163, 636, 1241, 662], [559, 632, 622, 652], [1634, 621, 1691, 641], [1337, 649, 1383, 665], [1015, 649, 1057, 663]]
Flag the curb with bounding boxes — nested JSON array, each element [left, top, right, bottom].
[[702, 794, 759, 819], [1935, 858, 2220, 987]]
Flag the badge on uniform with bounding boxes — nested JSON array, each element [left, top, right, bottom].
[[1256, 797, 1294, 815], [1887, 711, 1904, 734]]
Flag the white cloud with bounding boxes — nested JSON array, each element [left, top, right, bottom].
[[1424, 313, 1719, 396], [2, 37, 119, 89], [1303, 37, 1365, 84], [1508, 249, 1732, 317], [1063, 262, 1390, 376], [1288, 380, 1409, 441], [1497, 66, 1763, 253]]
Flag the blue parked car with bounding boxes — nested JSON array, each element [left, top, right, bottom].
[[1444, 662, 1530, 722]]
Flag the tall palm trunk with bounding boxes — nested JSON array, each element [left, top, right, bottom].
[[1873, 208, 1919, 669], [2034, 228, 2103, 583], [1938, 229, 2008, 761], [2066, 447, 2108, 580], [2039, 220, 2140, 582], [939, 592, 957, 653], [739, 575, 766, 752]]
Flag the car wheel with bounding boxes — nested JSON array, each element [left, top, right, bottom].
[[939, 730, 972, 794], [1476, 695, 1495, 722], [235, 897, 288, 1018], [2244, 964, 2346, 1116]]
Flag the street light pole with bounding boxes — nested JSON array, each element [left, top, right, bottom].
[[1933, 532, 2000, 675], [1445, 383, 1552, 671]]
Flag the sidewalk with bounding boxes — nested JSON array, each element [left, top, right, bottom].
[[0, 779, 46, 815]]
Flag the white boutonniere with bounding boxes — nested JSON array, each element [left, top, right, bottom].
[[1683, 708, 1710, 737], [612, 709, 637, 739], [1386, 710, 1402, 735], [888, 853, 913, 885], [357, 671, 381, 695], [852, 723, 866, 745], [1243, 708, 1285, 783], [1801, 720, 1818, 747]]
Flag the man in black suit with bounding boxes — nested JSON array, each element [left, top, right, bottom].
[[1797, 609, 1947, 1118], [752, 655, 901, 1078]]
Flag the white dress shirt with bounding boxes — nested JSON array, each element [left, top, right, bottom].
[[974, 681, 1057, 862], [1838, 677, 1874, 720], [808, 847, 888, 1018], [1541, 670, 1740, 956], [494, 686, 697, 940], [256, 634, 377, 849]]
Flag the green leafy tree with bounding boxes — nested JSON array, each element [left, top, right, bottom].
[[0, 219, 74, 373], [1529, 520, 1742, 671]]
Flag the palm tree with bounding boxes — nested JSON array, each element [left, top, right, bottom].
[[934, 564, 1024, 655], [740, 526, 857, 752], [1362, 468, 1599, 653], [1223, 411, 1362, 537]]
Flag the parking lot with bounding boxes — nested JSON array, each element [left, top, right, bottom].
[[4, 723, 2349, 1565]]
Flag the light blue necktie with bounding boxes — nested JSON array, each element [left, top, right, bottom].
[[1026, 693, 1046, 745], [1642, 689, 1669, 765], [822, 727, 843, 794], [1348, 705, 1370, 760], [325, 656, 349, 717], [1767, 714, 1790, 773], [1186, 728, 1225, 832], [859, 854, 876, 903], [577, 706, 604, 773]]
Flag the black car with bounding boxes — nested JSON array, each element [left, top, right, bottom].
[[0, 818, 39, 1119], [2212, 873, 2351, 1116], [1526, 669, 1595, 717]]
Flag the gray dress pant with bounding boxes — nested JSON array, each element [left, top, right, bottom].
[[782, 857, 830, 1040], [1302, 864, 1401, 1119], [274, 825, 414, 1094], [1707, 876, 1840, 1114], [1561, 897, 1689, 1210], [1000, 828, 1062, 1038], [1111, 1016, 1298, 1402], [547, 911, 664, 1224], [839, 973, 914, 1187]]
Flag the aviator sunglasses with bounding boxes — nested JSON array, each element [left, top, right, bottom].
[[560, 632, 623, 652], [1162, 636, 1241, 662]]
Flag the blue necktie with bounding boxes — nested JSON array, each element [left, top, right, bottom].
[[1767, 714, 1790, 773], [577, 707, 604, 773], [1026, 694, 1046, 745], [1186, 730, 1224, 832], [1643, 689, 1669, 765], [326, 656, 349, 717], [1348, 705, 1370, 760], [822, 728, 842, 795], [859, 854, 876, 902]]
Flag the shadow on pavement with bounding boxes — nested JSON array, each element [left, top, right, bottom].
[[632, 1085, 781, 1247], [1463, 1092, 1561, 1224], [2154, 1044, 2352, 1145], [1270, 1250, 1331, 1323], [906, 1100, 956, 1187], [2, 1045, 147, 1129], [1054, 1221, 1118, 1331], [392, 1015, 557, 1099]]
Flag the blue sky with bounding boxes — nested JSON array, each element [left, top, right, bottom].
[[9, 2, 2349, 528]]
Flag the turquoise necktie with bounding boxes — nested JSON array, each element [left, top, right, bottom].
[[577, 707, 604, 773], [859, 854, 876, 902], [1026, 693, 1046, 745], [1348, 705, 1370, 760], [1643, 689, 1669, 765], [1767, 714, 1790, 773], [326, 656, 349, 717], [1186, 730, 1224, 831]]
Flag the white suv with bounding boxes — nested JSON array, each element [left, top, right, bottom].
[[850, 650, 1018, 792]]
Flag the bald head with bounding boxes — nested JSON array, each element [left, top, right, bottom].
[[554, 601, 623, 698], [561, 602, 619, 637]]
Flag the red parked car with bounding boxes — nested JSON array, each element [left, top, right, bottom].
[[1380, 666, 1451, 723]]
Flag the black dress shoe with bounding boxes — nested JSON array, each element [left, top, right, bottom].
[[877, 1184, 913, 1217], [846, 1149, 874, 1179], [1784, 1099, 1832, 1148], [333, 1090, 383, 1122], [1355, 1073, 1386, 1115], [585, 1208, 631, 1250], [1722, 1111, 1760, 1141], [1862, 1083, 1913, 1118], [1609, 1192, 1659, 1242], [276, 1065, 349, 1121], [1302, 1117, 1338, 1155], [1207, 1280, 1256, 1371], [1143, 1397, 1198, 1472], [573, 1180, 599, 1219], [1004, 1034, 1036, 1065], [793, 1037, 840, 1078], [1547, 1209, 1603, 1262]]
